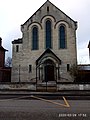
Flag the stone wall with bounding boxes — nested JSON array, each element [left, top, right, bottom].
[[0, 83, 90, 91]]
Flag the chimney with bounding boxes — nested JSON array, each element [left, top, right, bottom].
[[0, 37, 2, 46]]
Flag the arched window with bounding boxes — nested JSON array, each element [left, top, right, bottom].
[[46, 20, 52, 48], [32, 26, 38, 50], [59, 25, 66, 49]]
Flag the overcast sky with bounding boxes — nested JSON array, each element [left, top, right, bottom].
[[0, 0, 90, 64]]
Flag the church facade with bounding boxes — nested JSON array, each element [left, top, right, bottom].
[[11, 0, 77, 84]]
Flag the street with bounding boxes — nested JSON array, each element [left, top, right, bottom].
[[0, 95, 90, 120]]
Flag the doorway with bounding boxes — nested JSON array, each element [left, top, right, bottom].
[[44, 59, 55, 82], [44, 65, 54, 82]]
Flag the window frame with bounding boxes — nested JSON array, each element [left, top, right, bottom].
[[59, 24, 67, 49], [32, 25, 39, 50], [16, 45, 19, 52], [29, 65, 32, 73], [47, 6, 49, 12], [67, 64, 70, 71], [45, 19, 52, 49]]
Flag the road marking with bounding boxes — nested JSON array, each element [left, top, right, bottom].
[[0, 95, 70, 108], [0, 95, 30, 101], [63, 96, 70, 107], [31, 95, 70, 108]]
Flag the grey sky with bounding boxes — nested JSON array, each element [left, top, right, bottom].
[[0, 0, 90, 64]]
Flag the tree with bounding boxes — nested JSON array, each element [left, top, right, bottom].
[[5, 57, 12, 67], [69, 64, 80, 81]]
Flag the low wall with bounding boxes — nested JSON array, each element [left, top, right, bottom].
[[0, 83, 90, 91], [57, 84, 90, 91], [0, 83, 36, 91]]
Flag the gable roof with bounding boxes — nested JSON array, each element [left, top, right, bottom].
[[0, 46, 8, 51], [36, 48, 61, 65], [0, 38, 8, 51], [78, 65, 90, 71], [22, 0, 77, 27]]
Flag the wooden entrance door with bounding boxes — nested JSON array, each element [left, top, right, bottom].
[[44, 65, 54, 82]]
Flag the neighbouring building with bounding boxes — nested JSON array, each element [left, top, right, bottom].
[[0, 37, 11, 82], [77, 64, 90, 83], [11, 0, 77, 85], [88, 41, 90, 60]]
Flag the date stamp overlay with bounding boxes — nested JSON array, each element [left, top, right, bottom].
[[59, 113, 87, 118]]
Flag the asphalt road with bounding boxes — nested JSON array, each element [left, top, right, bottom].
[[0, 96, 90, 120]]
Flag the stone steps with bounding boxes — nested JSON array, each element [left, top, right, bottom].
[[36, 83, 57, 92]]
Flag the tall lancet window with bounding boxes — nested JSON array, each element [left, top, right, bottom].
[[45, 20, 52, 48], [59, 25, 66, 49], [32, 26, 38, 50]]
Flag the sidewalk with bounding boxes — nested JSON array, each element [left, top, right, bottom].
[[0, 90, 90, 100], [0, 90, 90, 96]]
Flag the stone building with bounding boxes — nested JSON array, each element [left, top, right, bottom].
[[12, 0, 77, 85]]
